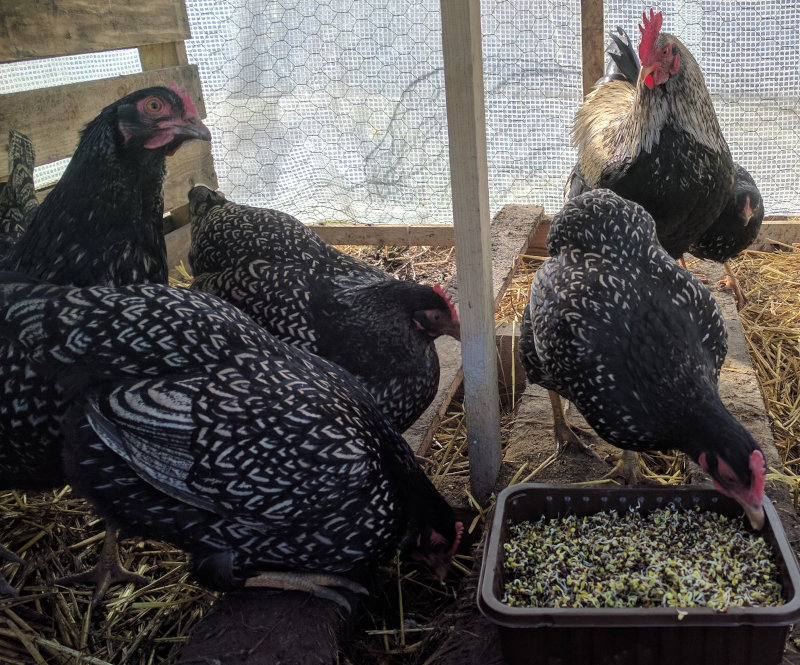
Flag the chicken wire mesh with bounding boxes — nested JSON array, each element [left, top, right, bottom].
[[1, 1, 799, 222]]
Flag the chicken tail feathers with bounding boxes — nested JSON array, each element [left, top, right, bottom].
[[0, 131, 38, 259], [596, 27, 640, 86]]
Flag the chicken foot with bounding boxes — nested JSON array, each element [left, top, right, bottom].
[[57, 529, 148, 608], [244, 570, 368, 612], [602, 449, 662, 486]]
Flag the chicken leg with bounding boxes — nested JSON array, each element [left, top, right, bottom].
[[720, 261, 746, 309], [547, 390, 603, 460]]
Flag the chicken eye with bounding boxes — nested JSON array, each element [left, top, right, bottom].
[[144, 97, 164, 113]]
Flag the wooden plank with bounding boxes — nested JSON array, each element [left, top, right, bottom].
[[162, 139, 218, 215], [756, 220, 800, 246], [525, 217, 551, 255], [138, 42, 189, 70], [0, 0, 190, 63], [165, 223, 192, 281], [0, 65, 206, 178], [440, 0, 501, 503], [581, 0, 605, 97], [312, 224, 454, 247]]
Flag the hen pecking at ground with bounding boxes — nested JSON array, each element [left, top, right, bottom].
[[187, 185, 460, 433], [0, 275, 463, 610], [519, 189, 765, 530]]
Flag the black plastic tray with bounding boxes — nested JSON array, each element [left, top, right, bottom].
[[477, 484, 800, 665]]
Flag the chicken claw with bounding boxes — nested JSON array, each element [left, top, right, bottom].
[[56, 530, 148, 609]]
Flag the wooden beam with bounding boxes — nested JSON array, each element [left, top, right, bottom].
[[440, 0, 501, 503], [0, 0, 190, 63], [580, 0, 605, 97], [756, 220, 800, 246], [0, 65, 206, 175], [312, 224, 454, 247], [138, 41, 189, 69], [162, 139, 217, 215]]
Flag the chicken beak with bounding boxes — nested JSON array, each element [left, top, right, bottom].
[[740, 499, 766, 531], [175, 117, 212, 143], [638, 64, 657, 90], [446, 319, 461, 341]]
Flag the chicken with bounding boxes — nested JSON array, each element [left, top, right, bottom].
[[0, 130, 38, 259], [688, 164, 764, 308], [519, 189, 766, 529], [0, 275, 463, 608], [0, 85, 211, 599], [568, 10, 734, 260], [187, 185, 460, 433], [3, 84, 211, 284]]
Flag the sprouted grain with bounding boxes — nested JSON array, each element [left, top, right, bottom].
[[502, 505, 783, 610]]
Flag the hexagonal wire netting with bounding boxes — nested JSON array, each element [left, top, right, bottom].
[[183, 0, 800, 223], [2, 1, 799, 223]]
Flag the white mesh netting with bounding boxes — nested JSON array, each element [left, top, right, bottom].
[[2, 1, 798, 223]]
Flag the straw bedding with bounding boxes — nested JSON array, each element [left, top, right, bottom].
[[1, 241, 798, 664]]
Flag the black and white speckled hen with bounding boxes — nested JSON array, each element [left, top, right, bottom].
[[567, 10, 734, 260], [0, 86, 210, 598], [688, 163, 764, 308], [519, 189, 766, 529], [3, 84, 211, 284], [0, 130, 38, 259], [0, 275, 463, 606], [187, 185, 460, 433]]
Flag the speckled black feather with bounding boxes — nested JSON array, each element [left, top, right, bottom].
[[520, 190, 761, 486], [688, 163, 764, 263], [0, 276, 457, 588], [188, 186, 459, 432], [0, 130, 38, 261]]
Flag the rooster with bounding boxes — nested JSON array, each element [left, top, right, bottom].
[[188, 186, 460, 433], [568, 10, 734, 260], [0, 86, 211, 600], [0, 130, 38, 260], [688, 164, 764, 308], [520, 190, 765, 529], [0, 275, 463, 609]]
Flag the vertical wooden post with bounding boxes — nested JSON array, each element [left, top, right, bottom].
[[440, 0, 501, 503], [581, 0, 605, 97]]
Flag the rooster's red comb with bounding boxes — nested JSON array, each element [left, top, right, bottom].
[[169, 82, 200, 119], [638, 8, 663, 62], [434, 284, 458, 321]]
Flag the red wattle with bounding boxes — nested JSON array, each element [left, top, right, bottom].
[[644, 74, 654, 90]]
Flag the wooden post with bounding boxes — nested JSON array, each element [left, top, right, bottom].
[[581, 0, 605, 97], [440, 0, 501, 503]]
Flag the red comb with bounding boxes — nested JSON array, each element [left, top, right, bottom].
[[434, 284, 458, 321], [750, 449, 766, 500], [169, 81, 200, 119], [638, 8, 663, 62]]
